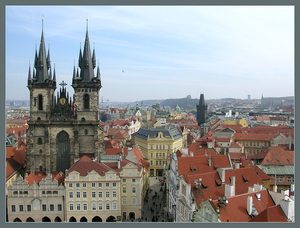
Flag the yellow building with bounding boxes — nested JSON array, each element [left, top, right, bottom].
[[134, 126, 183, 176], [222, 118, 248, 127]]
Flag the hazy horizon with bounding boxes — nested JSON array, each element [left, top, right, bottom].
[[6, 6, 294, 102]]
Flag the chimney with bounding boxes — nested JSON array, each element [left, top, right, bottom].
[[273, 185, 278, 193], [253, 184, 263, 192], [231, 176, 236, 186], [234, 162, 240, 169], [288, 135, 292, 150], [225, 176, 235, 198], [256, 193, 261, 200], [208, 156, 212, 167], [248, 186, 254, 193], [217, 168, 226, 183], [190, 152, 194, 157], [117, 160, 121, 169], [247, 196, 253, 215], [290, 184, 295, 192]]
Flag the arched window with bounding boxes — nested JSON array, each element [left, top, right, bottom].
[[83, 94, 90, 109], [38, 94, 43, 111], [38, 138, 42, 144]]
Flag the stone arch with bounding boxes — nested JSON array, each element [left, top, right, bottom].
[[92, 216, 102, 222], [26, 217, 35, 222], [13, 217, 22, 222], [56, 130, 70, 172], [54, 216, 62, 222], [80, 216, 88, 222], [38, 94, 43, 111], [69, 217, 76, 222], [106, 216, 116, 222], [83, 94, 90, 109], [42, 216, 51, 222], [129, 212, 135, 221]]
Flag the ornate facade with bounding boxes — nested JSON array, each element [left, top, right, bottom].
[[26, 26, 103, 173]]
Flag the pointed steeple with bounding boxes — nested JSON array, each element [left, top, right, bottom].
[[92, 46, 96, 69], [76, 67, 79, 78], [78, 44, 83, 68], [34, 48, 38, 69], [49, 64, 52, 80], [34, 19, 49, 83], [27, 63, 32, 82], [96, 65, 101, 79], [46, 45, 51, 70], [72, 65, 76, 79], [53, 65, 56, 81], [79, 19, 95, 81], [33, 68, 36, 79]]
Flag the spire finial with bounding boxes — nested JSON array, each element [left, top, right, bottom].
[[86, 18, 88, 32], [42, 17, 44, 33]]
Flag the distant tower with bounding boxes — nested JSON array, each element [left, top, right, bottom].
[[247, 94, 251, 100], [196, 93, 207, 126]]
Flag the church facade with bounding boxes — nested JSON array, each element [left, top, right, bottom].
[[26, 27, 103, 173]]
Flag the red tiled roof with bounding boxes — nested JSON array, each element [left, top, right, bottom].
[[228, 152, 246, 160], [250, 205, 287, 222], [132, 146, 149, 168], [215, 138, 231, 142], [229, 142, 242, 148], [211, 190, 276, 222], [68, 155, 114, 176], [219, 125, 243, 133], [26, 172, 46, 185], [106, 147, 122, 155], [243, 126, 294, 138], [6, 159, 21, 180], [188, 142, 217, 157], [261, 147, 294, 165], [233, 133, 274, 141]]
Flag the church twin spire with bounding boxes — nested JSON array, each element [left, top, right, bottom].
[[28, 20, 56, 87]]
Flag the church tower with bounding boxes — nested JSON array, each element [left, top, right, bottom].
[[196, 93, 207, 126], [26, 22, 103, 174]]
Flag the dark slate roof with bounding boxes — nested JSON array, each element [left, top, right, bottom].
[[134, 126, 182, 140]]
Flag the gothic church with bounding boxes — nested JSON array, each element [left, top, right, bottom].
[[26, 25, 103, 173]]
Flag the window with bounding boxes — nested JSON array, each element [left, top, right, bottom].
[[69, 183, 72, 188], [106, 192, 109, 198], [11, 205, 16, 212], [38, 137, 43, 144], [69, 192, 73, 198], [42, 190, 45, 194], [69, 204, 74, 211], [76, 204, 80, 211], [132, 178, 136, 183], [287, 176, 294, 183], [42, 204, 46, 211], [83, 192, 87, 198], [82, 183, 86, 188], [38, 94, 43, 110], [83, 94, 90, 109], [99, 192, 102, 198], [277, 176, 284, 183], [123, 186, 126, 193], [150, 160, 153, 166], [50, 204, 54, 211], [106, 202, 110, 210], [53, 191, 58, 195], [106, 182, 109, 188], [132, 197, 136, 205], [92, 183, 96, 187], [113, 191, 117, 197], [84, 129, 88, 135], [132, 186, 136, 194], [112, 202, 117, 210], [83, 203, 87, 211], [98, 202, 103, 210], [27, 205, 31, 212], [76, 192, 80, 198], [13, 191, 18, 195], [92, 202, 96, 211], [98, 183, 102, 188], [58, 204, 62, 211], [112, 182, 116, 187], [76, 183, 80, 188], [92, 192, 96, 198], [123, 179, 126, 183], [122, 197, 126, 205]]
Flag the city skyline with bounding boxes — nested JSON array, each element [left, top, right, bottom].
[[6, 6, 294, 102]]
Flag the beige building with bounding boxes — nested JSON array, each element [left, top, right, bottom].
[[65, 155, 145, 222], [134, 126, 183, 176], [65, 156, 121, 222], [7, 172, 65, 222]]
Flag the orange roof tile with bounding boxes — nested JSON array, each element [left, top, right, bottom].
[[211, 190, 275, 222], [25, 172, 46, 185], [233, 133, 274, 141], [250, 205, 287, 222], [68, 155, 114, 176], [261, 147, 294, 166]]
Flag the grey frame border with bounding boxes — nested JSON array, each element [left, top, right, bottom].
[[0, 0, 297, 228]]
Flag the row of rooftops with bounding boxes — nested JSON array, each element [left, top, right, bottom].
[[134, 125, 183, 140]]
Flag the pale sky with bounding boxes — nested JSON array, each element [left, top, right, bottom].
[[6, 6, 294, 102]]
